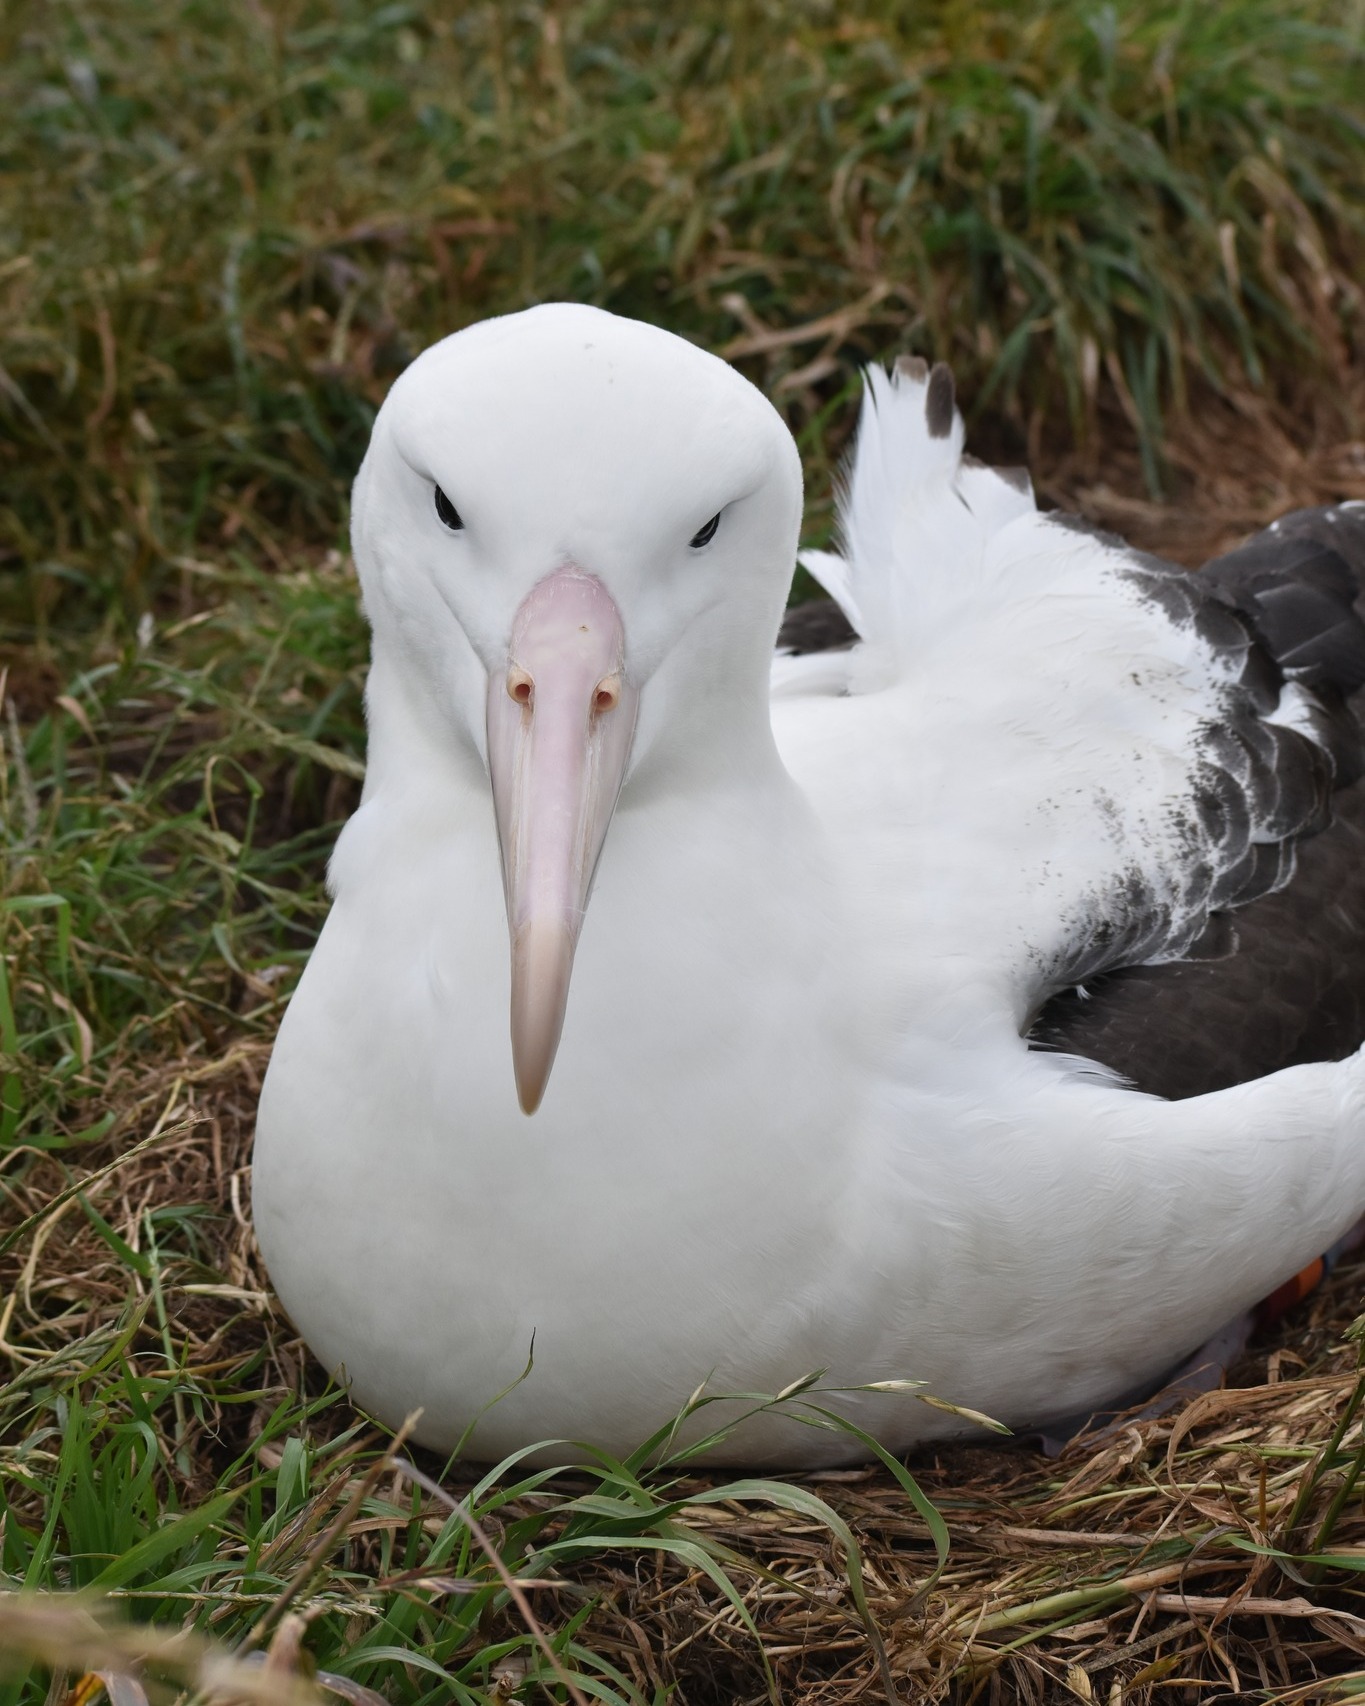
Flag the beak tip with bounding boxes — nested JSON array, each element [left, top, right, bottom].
[[516, 1074, 547, 1117], [509, 920, 574, 1118]]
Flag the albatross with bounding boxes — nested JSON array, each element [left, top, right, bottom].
[[252, 303, 1365, 1466]]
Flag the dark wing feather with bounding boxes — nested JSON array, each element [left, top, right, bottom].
[[1198, 505, 1365, 698], [1029, 779, 1365, 1098], [777, 599, 857, 655], [1031, 502, 1365, 1097]]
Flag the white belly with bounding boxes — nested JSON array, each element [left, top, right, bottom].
[[252, 783, 888, 1462]]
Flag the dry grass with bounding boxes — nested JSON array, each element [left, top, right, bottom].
[[1046, 367, 1365, 568]]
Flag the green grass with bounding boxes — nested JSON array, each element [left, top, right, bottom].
[[4, 0, 1363, 649], [0, 1350, 944, 1706], [1, 554, 365, 1154], [5, 1, 1365, 1700]]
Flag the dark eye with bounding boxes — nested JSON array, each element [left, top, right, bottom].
[[434, 485, 464, 531], [689, 512, 721, 549]]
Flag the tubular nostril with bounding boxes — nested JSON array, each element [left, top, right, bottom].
[[593, 675, 621, 713], [508, 668, 534, 706]]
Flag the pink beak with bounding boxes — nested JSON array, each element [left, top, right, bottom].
[[486, 568, 639, 1113]]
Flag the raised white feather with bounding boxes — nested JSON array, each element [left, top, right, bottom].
[[791, 359, 1035, 689]]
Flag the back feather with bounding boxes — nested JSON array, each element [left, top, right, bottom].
[[777, 362, 1365, 1045], [798, 357, 1035, 683]]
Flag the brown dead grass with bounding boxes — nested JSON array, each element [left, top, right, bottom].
[[1048, 367, 1365, 566]]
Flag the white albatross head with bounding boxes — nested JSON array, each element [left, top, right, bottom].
[[349, 303, 804, 1113]]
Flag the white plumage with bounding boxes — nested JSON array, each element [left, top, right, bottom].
[[253, 304, 1365, 1466]]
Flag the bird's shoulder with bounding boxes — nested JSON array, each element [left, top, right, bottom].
[[775, 345, 1365, 1082]]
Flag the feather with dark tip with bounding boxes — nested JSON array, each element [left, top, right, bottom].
[[925, 362, 955, 439]]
